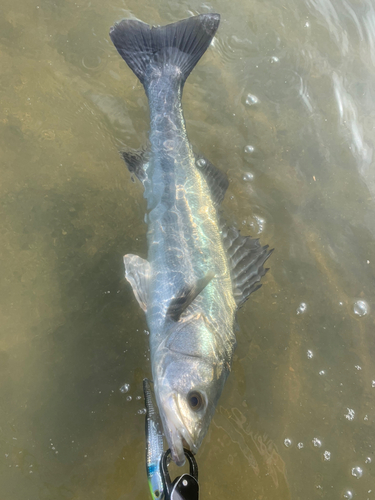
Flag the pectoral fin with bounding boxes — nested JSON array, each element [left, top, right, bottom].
[[167, 271, 215, 322], [123, 254, 150, 312]]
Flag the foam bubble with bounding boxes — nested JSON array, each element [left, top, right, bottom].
[[353, 300, 368, 317], [297, 302, 307, 314], [120, 384, 130, 394], [345, 408, 355, 421], [284, 438, 292, 448], [351, 466, 363, 479], [196, 158, 207, 168], [243, 172, 254, 181], [312, 437, 322, 448], [245, 93, 259, 106], [244, 145, 255, 154]]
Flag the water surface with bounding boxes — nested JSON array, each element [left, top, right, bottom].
[[1, 0, 375, 498]]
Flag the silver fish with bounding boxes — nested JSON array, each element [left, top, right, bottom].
[[110, 14, 272, 466]]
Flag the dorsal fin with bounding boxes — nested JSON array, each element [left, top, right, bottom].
[[222, 226, 273, 307], [166, 271, 215, 322], [194, 153, 229, 206]]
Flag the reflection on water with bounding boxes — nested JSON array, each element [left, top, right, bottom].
[[1, 0, 375, 498]]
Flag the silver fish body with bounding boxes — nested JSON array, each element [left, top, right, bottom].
[[110, 14, 272, 466], [145, 69, 237, 465]]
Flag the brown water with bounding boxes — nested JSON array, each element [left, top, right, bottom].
[[1, 0, 375, 498]]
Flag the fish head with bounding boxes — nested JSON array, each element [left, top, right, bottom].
[[153, 316, 230, 466]]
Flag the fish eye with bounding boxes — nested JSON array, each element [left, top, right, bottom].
[[187, 390, 204, 411]]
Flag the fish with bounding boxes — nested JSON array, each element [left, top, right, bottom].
[[143, 378, 165, 500], [109, 13, 272, 466]]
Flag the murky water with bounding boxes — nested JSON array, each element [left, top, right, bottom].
[[1, 0, 375, 498]]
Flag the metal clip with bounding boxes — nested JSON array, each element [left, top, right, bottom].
[[160, 449, 199, 500]]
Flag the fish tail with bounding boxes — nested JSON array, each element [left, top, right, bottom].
[[109, 14, 220, 87]]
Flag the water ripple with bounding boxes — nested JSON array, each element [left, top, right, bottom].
[[332, 72, 373, 172], [211, 33, 255, 63], [213, 406, 287, 488]]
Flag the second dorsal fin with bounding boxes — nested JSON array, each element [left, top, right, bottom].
[[222, 225, 273, 308]]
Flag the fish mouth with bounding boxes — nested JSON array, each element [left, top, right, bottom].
[[161, 394, 197, 466]]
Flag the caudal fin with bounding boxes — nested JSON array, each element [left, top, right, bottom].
[[109, 14, 220, 86]]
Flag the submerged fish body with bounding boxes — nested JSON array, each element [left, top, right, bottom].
[[110, 14, 272, 465]]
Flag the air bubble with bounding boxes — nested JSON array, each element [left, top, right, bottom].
[[126, 396, 132, 402], [323, 450, 331, 461], [297, 442, 304, 449], [196, 158, 207, 168], [372, 380, 375, 388], [319, 370, 325, 376], [244, 145, 255, 154], [297, 302, 307, 315], [312, 437, 322, 448], [351, 466, 363, 479], [253, 215, 265, 234], [353, 300, 368, 317], [245, 93, 259, 106], [343, 491, 353, 500], [355, 365, 362, 371], [365, 457, 372, 464], [82, 54, 102, 70], [345, 408, 355, 421], [270, 56, 279, 63], [243, 172, 254, 181], [137, 408, 147, 415], [284, 438, 292, 448], [307, 350, 313, 359], [136, 396, 141, 401], [120, 384, 130, 394]]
